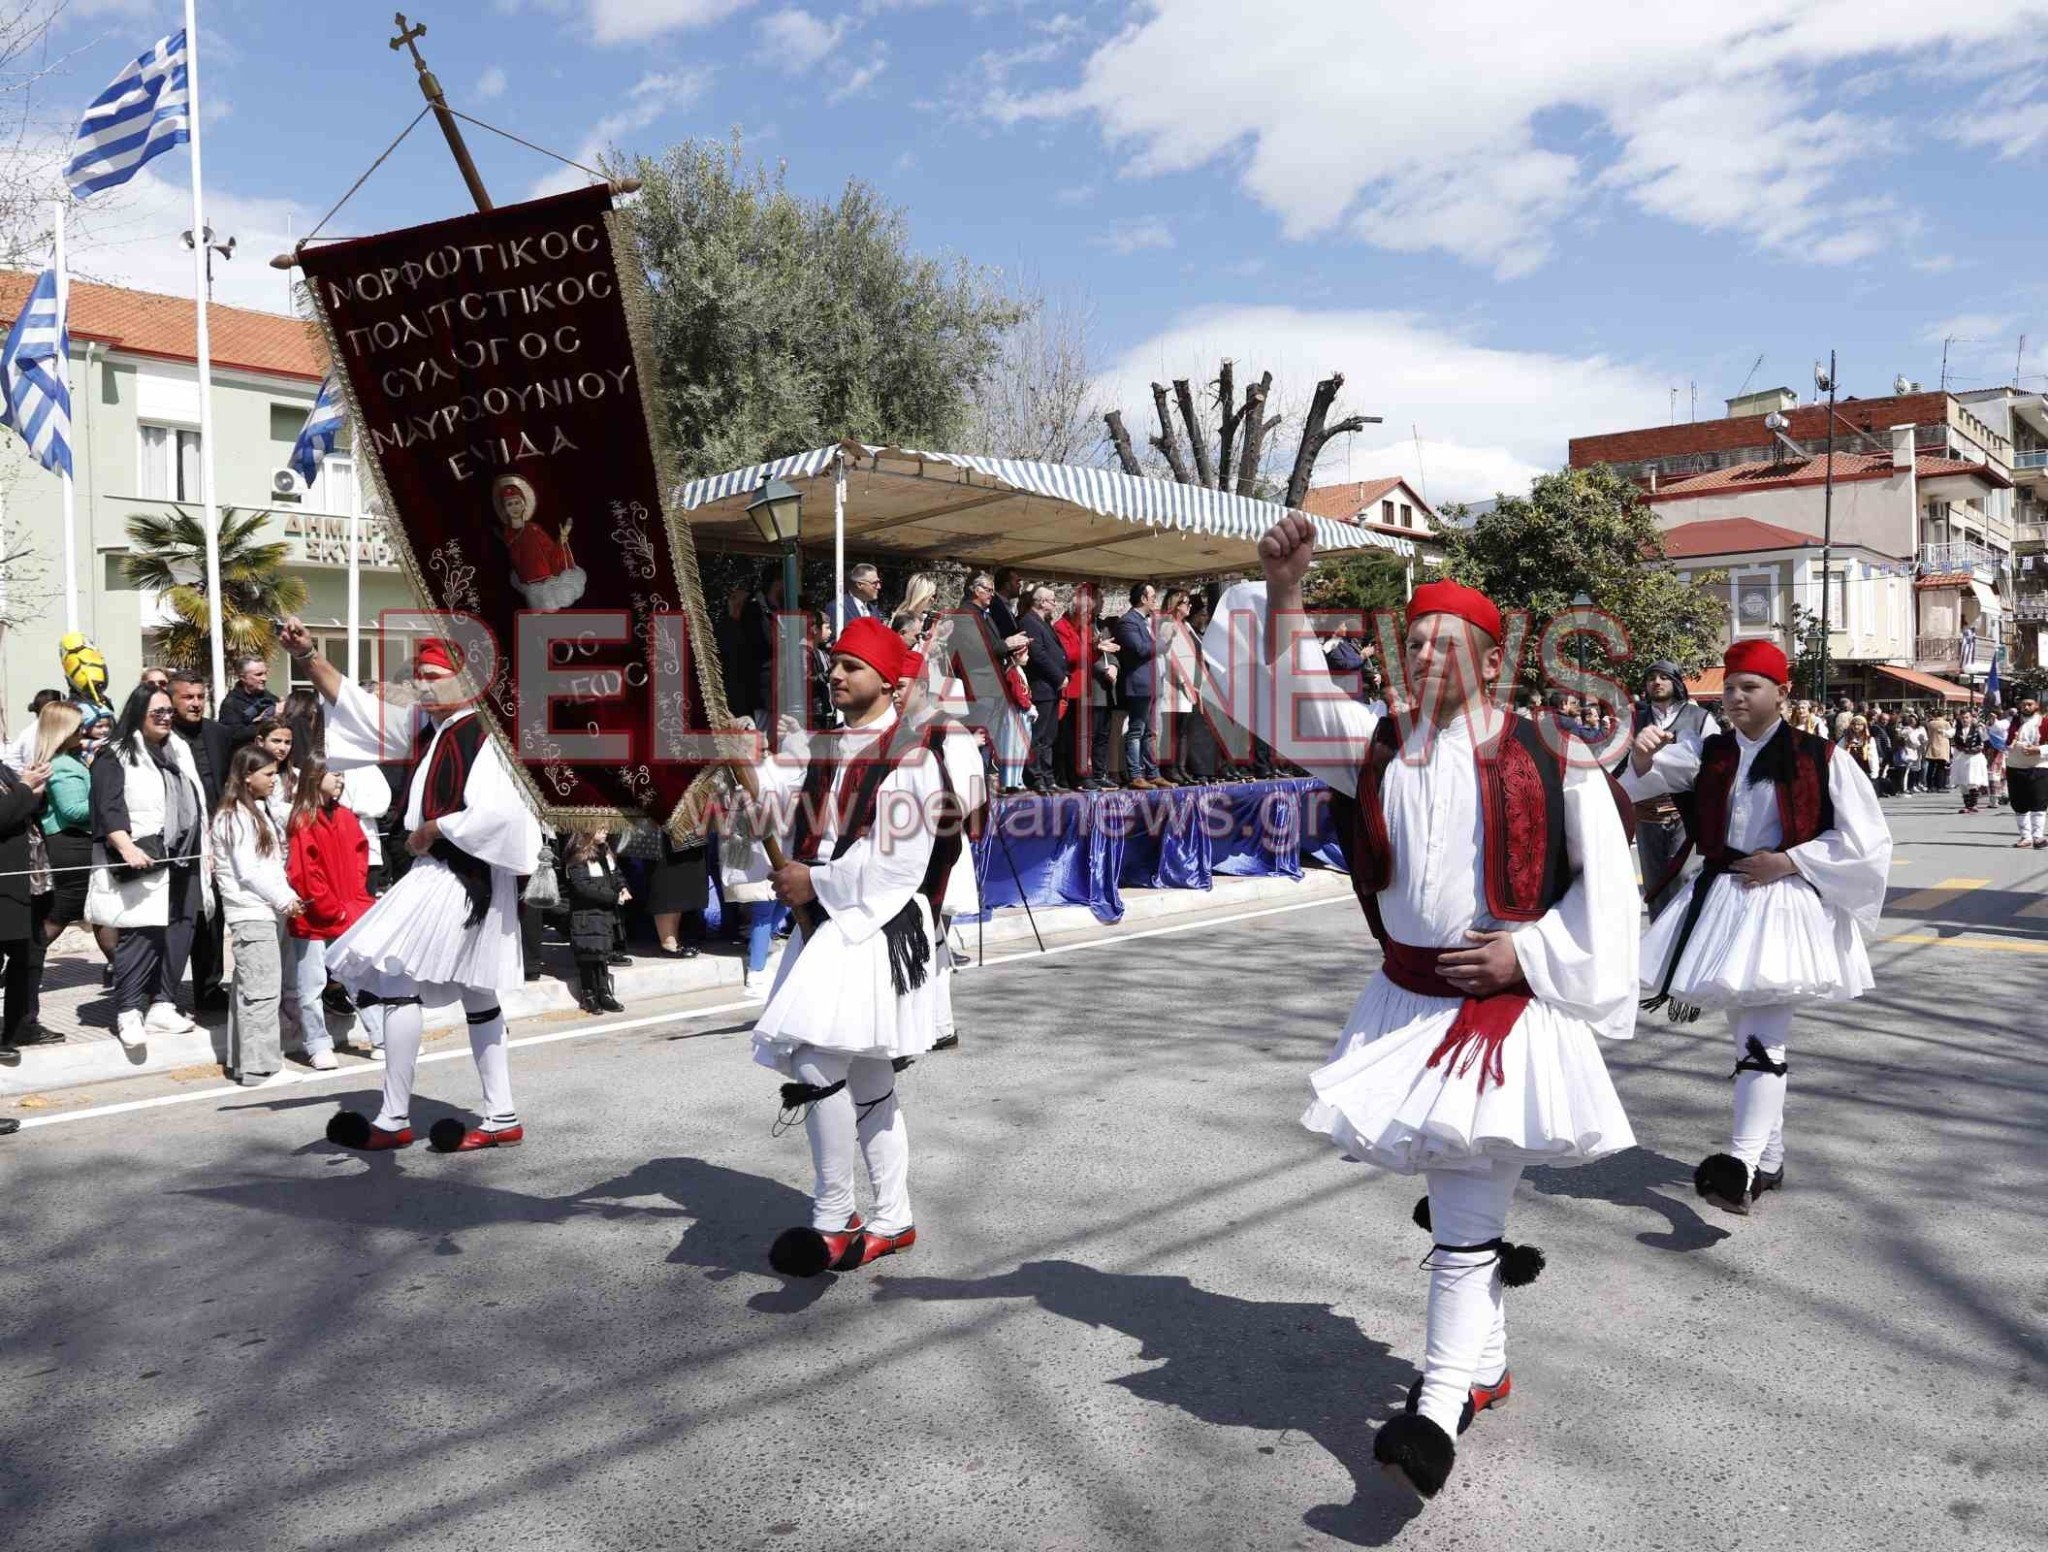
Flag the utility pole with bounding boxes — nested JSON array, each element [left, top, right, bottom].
[[390, 13, 493, 212]]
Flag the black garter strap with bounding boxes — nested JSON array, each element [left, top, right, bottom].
[[855, 1088, 895, 1122], [773, 1078, 847, 1137], [1422, 1237, 1510, 1267], [465, 1004, 502, 1025], [1731, 1035, 1789, 1078], [355, 990, 420, 1009]]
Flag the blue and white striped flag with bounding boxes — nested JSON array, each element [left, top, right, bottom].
[[290, 375, 346, 485], [0, 269, 73, 477], [64, 30, 190, 198]]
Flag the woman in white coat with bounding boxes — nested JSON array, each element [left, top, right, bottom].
[[87, 682, 213, 1049]]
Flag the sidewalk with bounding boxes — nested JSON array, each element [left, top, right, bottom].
[[0, 869, 1353, 1098]]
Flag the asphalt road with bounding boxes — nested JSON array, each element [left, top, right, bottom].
[[2, 790, 2044, 1552]]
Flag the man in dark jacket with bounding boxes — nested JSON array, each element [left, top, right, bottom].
[[168, 670, 233, 1012], [1623, 659, 1711, 916], [1112, 583, 1164, 788], [218, 656, 279, 746], [0, 757, 53, 1058], [1020, 584, 1071, 793]]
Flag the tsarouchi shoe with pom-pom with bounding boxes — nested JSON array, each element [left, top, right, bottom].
[[768, 1214, 865, 1278], [325, 1111, 411, 1151], [1405, 1369, 1513, 1436], [1373, 1412, 1456, 1498], [430, 1120, 524, 1153], [1694, 1152, 1752, 1215]]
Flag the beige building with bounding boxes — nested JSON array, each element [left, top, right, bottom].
[[0, 272, 428, 733], [1301, 477, 1444, 568]]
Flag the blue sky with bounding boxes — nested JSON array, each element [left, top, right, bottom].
[[38, 0, 2048, 501]]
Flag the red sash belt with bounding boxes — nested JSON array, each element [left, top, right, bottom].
[[1379, 938, 1532, 1093]]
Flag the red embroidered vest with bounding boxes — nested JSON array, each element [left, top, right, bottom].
[[1335, 715, 1573, 928], [1691, 722, 1833, 863]]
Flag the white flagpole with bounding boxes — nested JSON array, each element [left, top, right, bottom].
[[346, 498, 360, 681], [833, 450, 846, 634], [51, 198, 77, 634], [183, 0, 226, 701]]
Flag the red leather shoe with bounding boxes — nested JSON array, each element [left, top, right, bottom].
[[851, 1225, 916, 1267], [325, 1110, 412, 1150], [360, 1125, 413, 1151], [430, 1119, 524, 1152], [770, 1213, 864, 1277], [1469, 1369, 1512, 1418]]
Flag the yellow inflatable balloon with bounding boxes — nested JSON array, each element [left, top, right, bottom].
[[58, 631, 112, 708]]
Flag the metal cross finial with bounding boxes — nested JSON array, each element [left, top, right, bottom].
[[391, 13, 428, 64]]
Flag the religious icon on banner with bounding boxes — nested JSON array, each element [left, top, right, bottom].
[[493, 473, 586, 611]]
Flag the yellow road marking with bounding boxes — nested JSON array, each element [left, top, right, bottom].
[[1887, 877, 1991, 912], [1884, 932, 2048, 955]]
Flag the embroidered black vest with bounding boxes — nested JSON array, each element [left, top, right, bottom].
[[412, 711, 494, 926], [1691, 722, 1834, 864]]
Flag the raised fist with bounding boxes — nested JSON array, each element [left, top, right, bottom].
[[1258, 514, 1316, 591]]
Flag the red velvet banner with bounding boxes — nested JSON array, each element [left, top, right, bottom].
[[299, 184, 732, 832]]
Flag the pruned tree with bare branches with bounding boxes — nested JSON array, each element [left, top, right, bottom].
[[964, 289, 1102, 464]]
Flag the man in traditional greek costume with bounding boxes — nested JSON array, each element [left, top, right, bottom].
[[747, 617, 962, 1277], [1221, 515, 1641, 1500], [280, 619, 542, 1154], [2001, 690, 2046, 848], [1625, 661, 1712, 916], [1621, 639, 1891, 1215]]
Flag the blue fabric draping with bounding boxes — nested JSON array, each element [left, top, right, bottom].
[[970, 778, 1342, 924]]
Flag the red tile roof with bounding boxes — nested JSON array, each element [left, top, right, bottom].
[[1658, 517, 1821, 559], [1302, 477, 1407, 519], [0, 269, 326, 382], [1570, 390, 1958, 467], [1647, 450, 2010, 499]]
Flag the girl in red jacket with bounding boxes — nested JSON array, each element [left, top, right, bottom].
[[285, 757, 383, 1063]]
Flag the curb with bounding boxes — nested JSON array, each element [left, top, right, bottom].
[[0, 870, 1352, 1097]]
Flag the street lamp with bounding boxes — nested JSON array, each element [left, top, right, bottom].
[[1814, 353, 1837, 703], [1572, 590, 1592, 675], [745, 477, 803, 612]]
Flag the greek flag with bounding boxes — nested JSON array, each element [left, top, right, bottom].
[[65, 30, 190, 197], [1984, 649, 2000, 702], [290, 375, 346, 485], [0, 269, 72, 477]]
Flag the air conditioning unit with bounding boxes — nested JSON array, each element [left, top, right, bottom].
[[271, 468, 304, 502]]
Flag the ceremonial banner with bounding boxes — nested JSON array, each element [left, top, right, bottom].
[[298, 184, 734, 833]]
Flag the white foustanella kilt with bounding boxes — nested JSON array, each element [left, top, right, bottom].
[[1302, 974, 1635, 1176], [1640, 870, 1872, 1010], [751, 895, 943, 1075], [1952, 750, 1990, 789], [326, 853, 524, 1000]]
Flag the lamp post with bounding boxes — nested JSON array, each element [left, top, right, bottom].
[[1814, 352, 1837, 703], [745, 477, 804, 616]]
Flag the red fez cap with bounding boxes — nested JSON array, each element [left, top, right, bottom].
[[1723, 639, 1790, 686], [834, 616, 911, 681], [415, 638, 460, 676], [1406, 578, 1504, 643]]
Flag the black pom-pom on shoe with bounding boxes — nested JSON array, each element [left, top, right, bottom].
[[325, 1110, 371, 1149], [1498, 1241, 1546, 1287], [1694, 1152, 1752, 1215], [1373, 1412, 1456, 1498], [427, 1117, 469, 1153], [768, 1227, 832, 1278], [1412, 1195, 1432, 1233]]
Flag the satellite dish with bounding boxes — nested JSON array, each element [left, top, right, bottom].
[[1764, 412, 1787, 431], [1893, 375, 1912, 396]]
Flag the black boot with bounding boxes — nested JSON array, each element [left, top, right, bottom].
[[595, 964, 624, 1013], [573, 960, 601, 1013]]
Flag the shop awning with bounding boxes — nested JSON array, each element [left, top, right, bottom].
[[675, 442, 1413, 582], [1875, 664, 1974, 702], [1968, 579, 2002, 615], [1685, 667, 1723, 698]]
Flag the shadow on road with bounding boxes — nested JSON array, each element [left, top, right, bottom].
[[875, 1258, 1426, 1546], [1528, 1148, 1731, 1253]]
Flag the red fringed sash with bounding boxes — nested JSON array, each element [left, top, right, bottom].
[[1379, 938, 1531, 1092]]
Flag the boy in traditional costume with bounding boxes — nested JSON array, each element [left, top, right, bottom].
[[1222, 515, 1642, 1499], [746, 617, 962, 1277], [1621, 639, 1891, 1215], [280, 619, 542, 1154]]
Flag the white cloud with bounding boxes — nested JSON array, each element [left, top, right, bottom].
[[1945, 94, 2048, 158], [1095, 305, 1672, 504], [827, 50, 888, 102], [475, 65, 510, 100], [527, 68, 714, 198], [1093, 216, 1172, 255], [67, 169, 316, 315], [1922, 313, 2015, 344], [587, 0, 754, 44], [1023, 0, 2048, 275], [756, 8, 848, 69]]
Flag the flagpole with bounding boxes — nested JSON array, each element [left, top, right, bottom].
[[51, 198, 77, 634], [183, 0, 226, 701], [347, 499, 360, 681]]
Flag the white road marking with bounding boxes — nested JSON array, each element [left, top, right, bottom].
[[13, 893, 1350, 1132]]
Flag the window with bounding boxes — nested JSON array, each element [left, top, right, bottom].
[[139, 423, 202, 501], [1825, 569, 1848, 625], [307, 453, 358, 516], [1400, 503, 1413, 528], [1381, 500, 1395, 526]]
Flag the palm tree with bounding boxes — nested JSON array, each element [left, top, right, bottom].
[[122, 506, 308, 670]]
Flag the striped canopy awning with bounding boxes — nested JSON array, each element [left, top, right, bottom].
[[675, 442, 1414, 582]]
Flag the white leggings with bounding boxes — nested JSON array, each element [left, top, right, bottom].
[[1729, 1005, 1793, 1175], [1417, 1160, 1523, 1437], [794, 1046, 910, 1236], [373, 988, 516, 1132]]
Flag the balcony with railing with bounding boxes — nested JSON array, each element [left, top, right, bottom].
[[2014, 448, 2048, 471], [1917, 540, 2006, 579]]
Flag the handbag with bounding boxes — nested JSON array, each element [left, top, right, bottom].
[[522, 835, 562, 908], [113, 834, 166, 882]]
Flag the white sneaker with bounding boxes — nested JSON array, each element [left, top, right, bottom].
[[145, 1002, 195, 1035], [238, 1069, 294, 1088], [739, 978, 770, 1002], [114, 1010, 147, 1049], [369, 1046, 386, 1063], [307, 1050, 339, 1071]]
